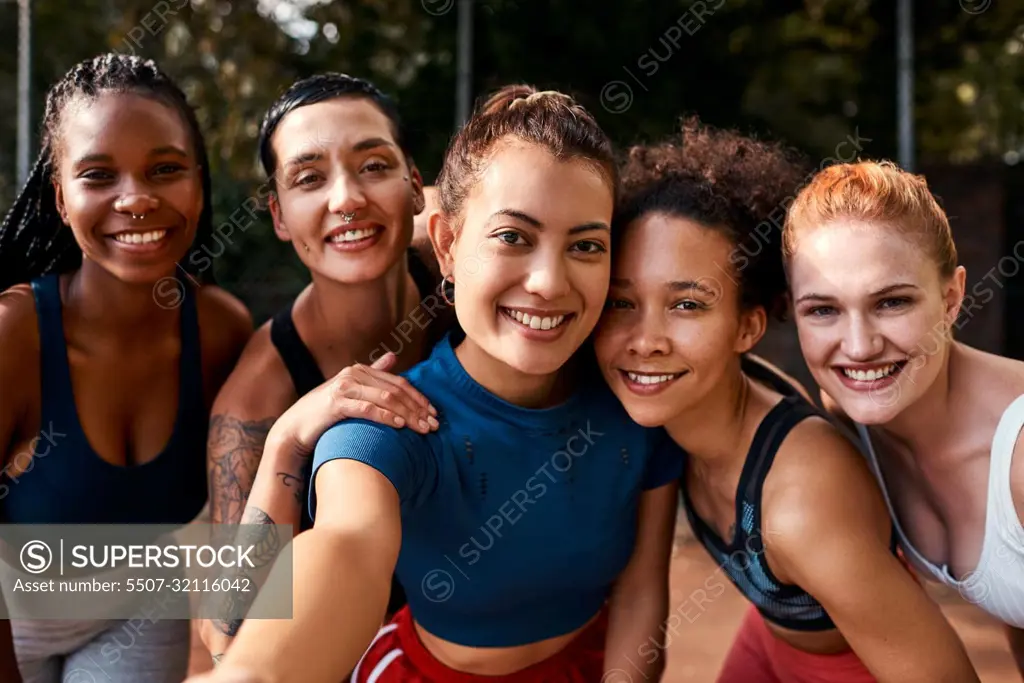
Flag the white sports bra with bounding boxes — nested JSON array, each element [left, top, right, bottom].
[[856, 394, 1024, 628]]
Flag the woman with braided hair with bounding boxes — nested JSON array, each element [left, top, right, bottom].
[[0, 53, 251, 681]]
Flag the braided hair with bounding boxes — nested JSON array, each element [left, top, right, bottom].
[[0, 53, 215, 292]]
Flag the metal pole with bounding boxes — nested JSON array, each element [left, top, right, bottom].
[[897, 0, 914, 172], [455, 0, 472, 128], [17, 0, 31, 187]]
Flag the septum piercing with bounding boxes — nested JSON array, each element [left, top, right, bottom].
[[342, 211, 356, 223], [131, 213, 144, 220]]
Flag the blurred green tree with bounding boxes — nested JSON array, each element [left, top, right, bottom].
[[0, 0, 1022, 321]]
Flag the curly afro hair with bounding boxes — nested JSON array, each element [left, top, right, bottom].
[[616, 117, 809, 322]]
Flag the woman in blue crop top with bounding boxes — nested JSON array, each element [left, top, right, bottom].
[[192, 85, 682, 683], [0, 54, 252, 682], [590, 120, 978, 682]]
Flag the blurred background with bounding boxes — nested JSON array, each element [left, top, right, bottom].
[[3, 1, 1024, 378], [3, 1, 1024, 679]]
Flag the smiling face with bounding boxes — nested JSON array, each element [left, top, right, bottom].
[[788, 219, 965, 423], [594, 212, 764, 427], [434, 139, 613, 380], [268, 97, 423, 284], [53, 92, 203, 283]]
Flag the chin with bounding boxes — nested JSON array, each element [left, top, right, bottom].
[[500, 346, 576, 377], [827, 384, 908, 426], [620, 405, 671, 428]]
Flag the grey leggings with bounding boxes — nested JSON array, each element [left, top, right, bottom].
[[12, 617, 190, 683]]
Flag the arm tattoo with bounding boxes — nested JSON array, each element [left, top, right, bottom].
[[213, 506, 281, 637], [276, 471, 306, 508], [207, 414, 277, 525]]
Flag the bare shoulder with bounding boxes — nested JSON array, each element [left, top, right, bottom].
[[955, 345, 1024, 522], [744, 354, 815, 403], [761, 415, 891, 574], [195, 285, 252, 354], [211, 319, 300, 424], [0, 284, 40, 390], [0, 284, 42, 449], [0, 283, 39, 348]]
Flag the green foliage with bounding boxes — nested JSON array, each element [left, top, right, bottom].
[[1, 0, 1022, 322]]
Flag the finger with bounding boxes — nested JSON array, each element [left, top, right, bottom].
[[357, 366, 437, 420], [370, 351, 397, 372], [335, 381, 430, 433], [346, 366, 437, 428], [337, 372, 424, 428], [337, 398, 419, 433]]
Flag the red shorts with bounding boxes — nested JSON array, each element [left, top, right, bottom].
[[716, 607, 877, 683], [350, 606, 606, 682]]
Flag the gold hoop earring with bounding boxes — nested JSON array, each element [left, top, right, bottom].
[[441, 277, 455, 305]]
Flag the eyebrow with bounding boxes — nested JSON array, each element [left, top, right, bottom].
[[284, 151, 323, 170], [795, 282, 921, 305], [352, 137, 395, 153], [283, 137, 396, 170], [72, 145, 189, 167], [610, 278, 717, 296], [491, 209, 609, 234]]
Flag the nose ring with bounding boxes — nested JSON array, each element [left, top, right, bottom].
[[342, 211, 356, 224]]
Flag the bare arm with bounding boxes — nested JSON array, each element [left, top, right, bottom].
[[1006, 626, 1024, 676], [0, 287, 35, 683], [201, 458, 403, 683], [603, 481, 678, 681], [765, 420, 979, 683], [202, 354, 435, 658]]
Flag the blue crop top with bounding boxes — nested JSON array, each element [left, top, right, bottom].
[[309, 332, 682, 647]]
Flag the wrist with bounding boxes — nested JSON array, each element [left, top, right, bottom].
[[264, 425, 308, 462]]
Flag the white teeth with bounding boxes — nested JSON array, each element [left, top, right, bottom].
[[627, 372, 679, 385], [843, 363, 899, 381], [113, 230, 167, 245], [329, 227, 379, 243], [506, 309, 567, 330]]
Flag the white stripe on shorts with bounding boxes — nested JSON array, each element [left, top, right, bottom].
[[367, 648, 404, 683], [353, 623, 399, 683]]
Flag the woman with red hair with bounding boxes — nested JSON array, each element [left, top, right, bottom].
[[784, 160, 1024, 674]]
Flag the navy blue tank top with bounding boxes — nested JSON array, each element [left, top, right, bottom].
[[1, 274, 208, 525], [681, 358, 838, 632]]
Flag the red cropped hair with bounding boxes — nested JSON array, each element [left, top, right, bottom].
[[783, 160, 957, 278]]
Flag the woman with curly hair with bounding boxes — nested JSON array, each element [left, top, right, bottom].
[[591, 120, 979, 682]]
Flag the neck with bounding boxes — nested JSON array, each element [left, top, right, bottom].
[[454, 338, 569, 409], [64, 260, 182, 337], [872, 343, 958, 459], [304, 258, 412, 364], [664, 359, 752, 475]]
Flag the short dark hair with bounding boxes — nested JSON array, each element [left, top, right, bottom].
[[257, 73, 409, 186]]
